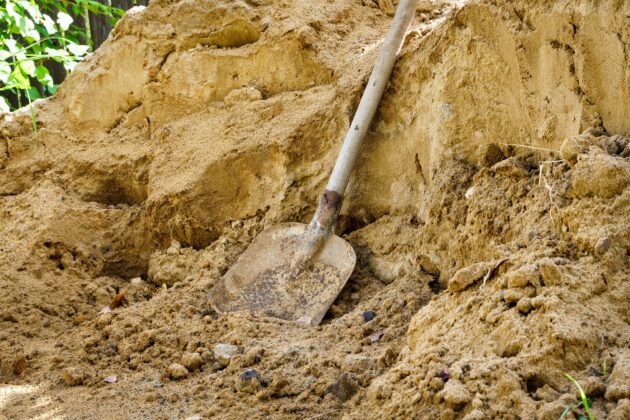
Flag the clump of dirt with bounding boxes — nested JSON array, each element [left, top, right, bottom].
[[1, 0, 629, 418]]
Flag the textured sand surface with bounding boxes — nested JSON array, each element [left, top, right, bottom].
[[1, 0, 629, 418]]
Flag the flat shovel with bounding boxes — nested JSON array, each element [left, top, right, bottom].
[[209, 0, 419, 326]]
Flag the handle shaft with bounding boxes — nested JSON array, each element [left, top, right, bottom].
[[326, 0, 419, 195], [308, 0, 418, 237]]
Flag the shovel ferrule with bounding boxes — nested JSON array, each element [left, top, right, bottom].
[[290, 190, 344, 267], [311, 190, 344, 235]]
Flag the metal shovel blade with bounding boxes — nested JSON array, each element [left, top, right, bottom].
[[209, 222, 356, 326]]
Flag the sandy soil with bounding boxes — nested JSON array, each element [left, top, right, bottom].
[[1, 0, 629, 418]]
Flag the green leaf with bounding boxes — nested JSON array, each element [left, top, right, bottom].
[[0, 96, 10, 113], [0, 0, 124, 111], [5, 1, 20, 20], [565, 374, 595, 420], [0, 84, 22, 92], [560, 402, 575, 420], [19, 15, 40, 41], [0, 61, 10, 83], [18, 59, 36, 77], [17, 0, 42, 23], [44, 46, 69, 58], [67, 42, 89, 57], [35, 65, 53, 87], [3, 39, 21, 54], [8, 68, 29, 89], [41, 14, 57, 34], [27, 86, 40, 100], [25, 88, 39, 146], [57, 11, 72, 31]]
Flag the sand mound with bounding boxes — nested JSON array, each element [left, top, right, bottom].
[[1, 0, 629, 418]]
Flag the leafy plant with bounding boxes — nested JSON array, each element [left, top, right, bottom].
[[563, 374, 595, 420], [0, 0, 124, 113]]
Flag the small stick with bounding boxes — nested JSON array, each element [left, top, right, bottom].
[[499, 143, 559, 153]]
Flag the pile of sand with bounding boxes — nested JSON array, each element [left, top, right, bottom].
[[1, 0, 629, 418]]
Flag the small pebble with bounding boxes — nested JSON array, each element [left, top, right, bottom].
[[103, 375, 117, 384], [369, 331, 384, 343], [214, 343, 241, 366], [363, 310, 375, 322], [236, 369, 261, 393], [240, 369, 259, 380], [130, 277, 143, 285]]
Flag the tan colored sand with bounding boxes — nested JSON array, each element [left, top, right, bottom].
[[1, 0, 629, 418]]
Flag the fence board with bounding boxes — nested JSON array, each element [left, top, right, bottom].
[[90, 0, 150, 49]]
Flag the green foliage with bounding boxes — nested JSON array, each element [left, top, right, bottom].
[[563, 374, 595, 420], [0, 0, 124, 113]]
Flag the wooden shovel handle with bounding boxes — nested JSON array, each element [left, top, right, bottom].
[[311, 0, 419, 233]]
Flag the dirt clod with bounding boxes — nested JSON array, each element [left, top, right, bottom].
[[506, 264, 540, 289], [11, 355, 26, 376], [606, 351, 630, 401], [168, 363, 189, 380], [328, 372, 359, 401], [1, 310, 17, 323], [448, 261, 493, 292], [62, 368, 85, 386], [181, 352, 203, 371]]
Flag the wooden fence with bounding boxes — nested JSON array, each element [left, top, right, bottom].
[[89, 0, 150, 49], [46, 0, 149, 88]]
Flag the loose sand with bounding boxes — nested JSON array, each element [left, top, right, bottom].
[[1, 0, 629, 418]]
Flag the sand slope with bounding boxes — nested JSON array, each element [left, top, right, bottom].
[[1, 0, 629, 418]]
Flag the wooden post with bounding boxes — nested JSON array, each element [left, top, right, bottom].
[[89, 0, 149, 50]]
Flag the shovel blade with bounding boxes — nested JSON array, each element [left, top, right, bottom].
[[209, 223, 356, 326]]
